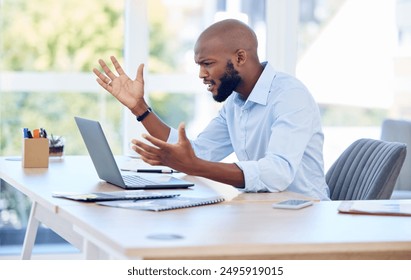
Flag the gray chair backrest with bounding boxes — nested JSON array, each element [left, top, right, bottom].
[[326, 138, 407, 200], [380, 118, 411, 191]]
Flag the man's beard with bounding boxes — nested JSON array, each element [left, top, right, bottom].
[[213, 61, 241, 103]]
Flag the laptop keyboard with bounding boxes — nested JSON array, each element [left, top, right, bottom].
[[123, 175, 156, 186]]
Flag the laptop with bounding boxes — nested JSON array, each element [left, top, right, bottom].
[[74, 116, 194, 189]]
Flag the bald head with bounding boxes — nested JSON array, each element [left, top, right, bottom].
[[194, 19, 263, 99], [194, 19, 259, 60]]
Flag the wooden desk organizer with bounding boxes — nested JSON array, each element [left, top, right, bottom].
[[22, 138, 49, 168]]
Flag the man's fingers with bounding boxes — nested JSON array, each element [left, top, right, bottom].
[[132, 146, 163, 166], [141, 134, 169, 149], [131, 145, 152, 157], [177, 122, 190, 144], [132, 139, 161, 154], [110, 56, 125, 76], [93, 68, 111, 84], [140, 157, 162, 166], [95, 77, 113, 91], [98, 59, 117, 80], [135, 63, 145, 82]]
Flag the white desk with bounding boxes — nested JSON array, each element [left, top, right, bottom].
[[1, 156, 411, 259]]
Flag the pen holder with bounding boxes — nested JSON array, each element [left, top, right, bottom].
[[22, 138, 49, 168]]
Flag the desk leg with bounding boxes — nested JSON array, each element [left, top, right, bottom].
[[82, 238, 109, 260], [21, 201, 40, 260]]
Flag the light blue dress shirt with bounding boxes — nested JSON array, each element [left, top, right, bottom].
[[168, 62, 330, 200]]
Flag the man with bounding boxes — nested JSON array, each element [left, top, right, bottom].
[[93, 19, 330, 200]]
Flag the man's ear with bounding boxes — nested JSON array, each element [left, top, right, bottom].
[[235, 49, 247, 66]]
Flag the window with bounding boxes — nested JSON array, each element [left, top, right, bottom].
[[0, 0, 125, 156], [296, 0, 409, 169]]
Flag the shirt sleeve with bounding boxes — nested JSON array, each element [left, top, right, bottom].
[[237, 88, 320, 193]]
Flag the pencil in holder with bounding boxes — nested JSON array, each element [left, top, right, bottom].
[[22, 138, 49, 168]]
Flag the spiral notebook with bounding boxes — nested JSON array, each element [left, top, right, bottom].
[[97, 195, 225, 211]]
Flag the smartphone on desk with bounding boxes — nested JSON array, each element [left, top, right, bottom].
[[272, 199, 313, 210]]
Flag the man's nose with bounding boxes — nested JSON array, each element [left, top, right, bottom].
[[198, 66, 208, 79]]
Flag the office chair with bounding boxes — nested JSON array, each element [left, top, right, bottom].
[[326, 138, 406, 200], [380, 118, 411, 199]]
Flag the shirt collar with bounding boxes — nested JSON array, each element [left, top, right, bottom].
[[233, 61, 276, 107]]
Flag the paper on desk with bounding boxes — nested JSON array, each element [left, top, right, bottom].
[[52, 190, 180, 202], [338, 200, 411, 216], [181, 175, 240, 201]]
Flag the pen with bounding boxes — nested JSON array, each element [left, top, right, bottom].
[[23, 128, 29, 138], [121, 168, 177, 174], [40, 128, 47, 138], [33, 128, 40, 138], [23, 128, 33, 138]]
